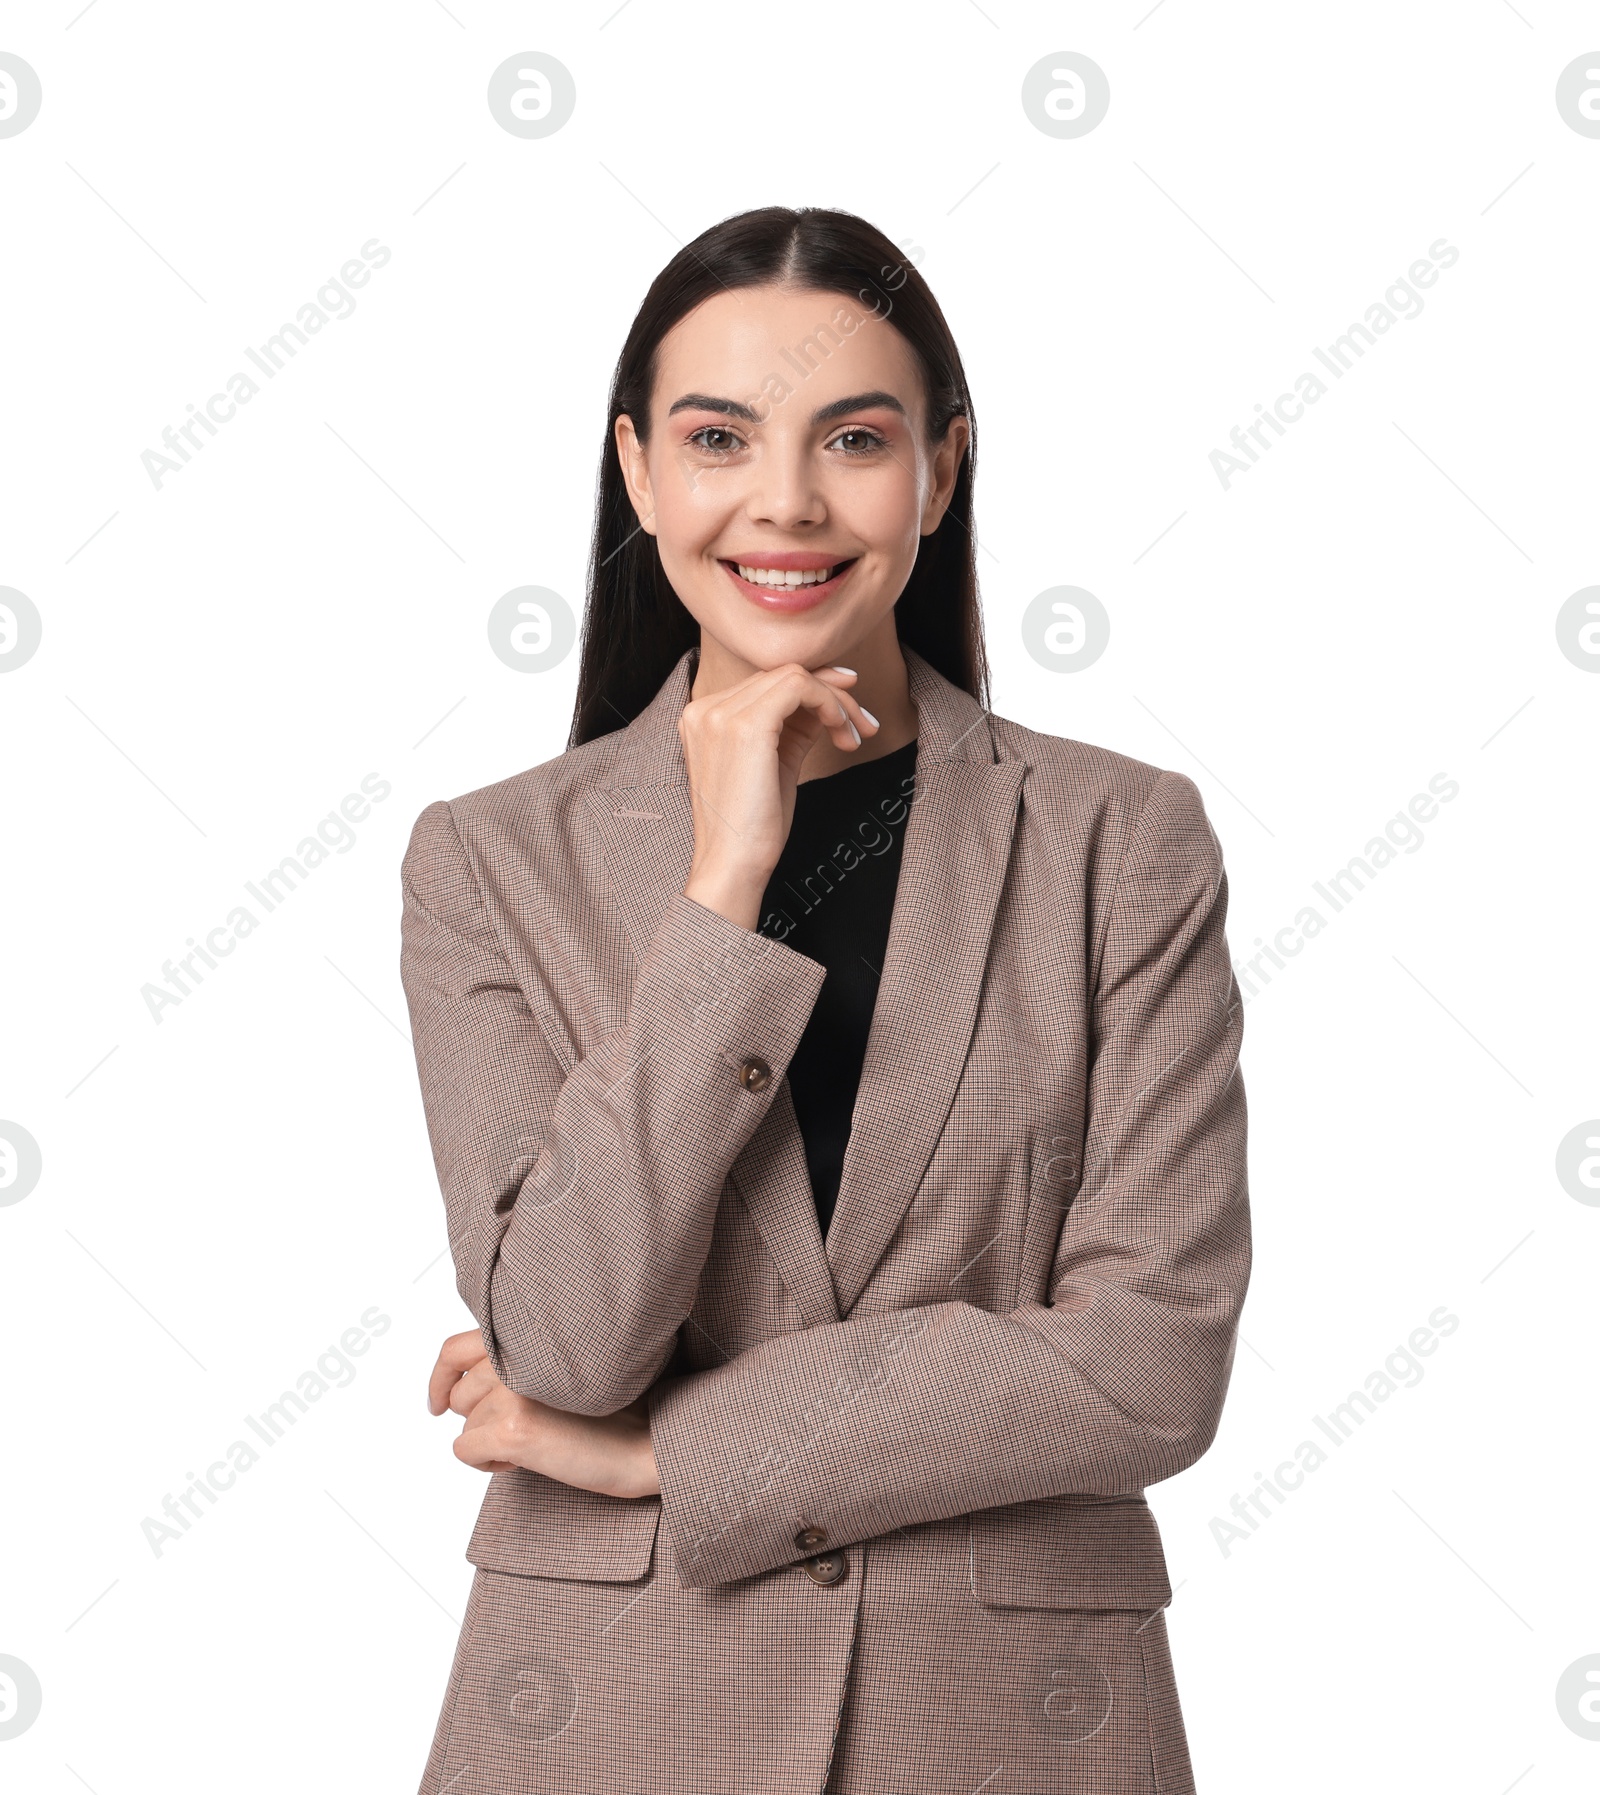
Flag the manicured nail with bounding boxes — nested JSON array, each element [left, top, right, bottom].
[[830, 665, 855, 675], [847, 719, 861, 744], [860, 707, 879, 728]]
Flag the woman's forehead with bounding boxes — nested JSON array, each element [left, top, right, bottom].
[[652, 285, 922, 414]]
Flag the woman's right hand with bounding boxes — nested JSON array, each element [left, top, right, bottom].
[[679, 661, 878, 931]]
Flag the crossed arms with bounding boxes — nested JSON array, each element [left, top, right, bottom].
[[399, 770, 1249, 1590]]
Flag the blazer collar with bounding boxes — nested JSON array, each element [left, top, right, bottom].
[[585, 643, 1025, 1322]]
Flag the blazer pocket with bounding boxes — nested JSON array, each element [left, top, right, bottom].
[[970, 1493, 1173, 1612], [464, 1469, 662, 1582]]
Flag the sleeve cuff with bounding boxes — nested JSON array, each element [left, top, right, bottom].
[[637, 890, 828, 1081]]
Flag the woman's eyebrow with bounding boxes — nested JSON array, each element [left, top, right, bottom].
[[666, 393, 761, 421], [810, 391, 906, 425], [665, 390, 909, 426]]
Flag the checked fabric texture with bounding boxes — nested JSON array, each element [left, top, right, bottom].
[[398, 643, 1251, 1794]]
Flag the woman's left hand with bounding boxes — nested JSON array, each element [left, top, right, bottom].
[[426, 1329, 661, 1500]]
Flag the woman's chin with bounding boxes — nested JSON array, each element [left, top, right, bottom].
[[693, 596, 895, 674], [693, 611, 830, 666]]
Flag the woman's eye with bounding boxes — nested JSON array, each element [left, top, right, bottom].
[[829, 428, 887, 456], [686, 426, 743, 456]]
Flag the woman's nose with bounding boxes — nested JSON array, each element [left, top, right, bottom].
[[745, 443, 825, 530]]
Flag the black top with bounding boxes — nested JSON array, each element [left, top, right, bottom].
[[756, 737, 920, 1238]]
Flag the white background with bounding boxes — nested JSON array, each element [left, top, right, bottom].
[[2, 2, 1596, 1790]]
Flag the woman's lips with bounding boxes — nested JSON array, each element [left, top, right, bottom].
[[719, 558, 858, 612]]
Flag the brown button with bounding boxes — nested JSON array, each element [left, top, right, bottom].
[[738, 1057, 772, 1092], [802, 1552, 847, 1586], [795, 1526, 828, 1551]]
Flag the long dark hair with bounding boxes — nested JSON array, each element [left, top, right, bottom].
[[567, 205, 988, 747]]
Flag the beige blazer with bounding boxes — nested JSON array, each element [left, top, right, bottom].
[[399, 643, 1250, 1794]]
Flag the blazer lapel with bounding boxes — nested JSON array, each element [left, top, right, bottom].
[[823, 651, 1025, 1315], [580, 643, 1025, 1329], [581, 647, 843, 1330]]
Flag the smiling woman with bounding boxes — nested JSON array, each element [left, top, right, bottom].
[[569, 209, 982, 757], [399, 205, 1250, 1795]]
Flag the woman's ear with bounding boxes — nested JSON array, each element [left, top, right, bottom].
[[614, 413, 659, 538], [920, 414, 971, 536]]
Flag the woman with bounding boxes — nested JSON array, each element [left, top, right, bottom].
[[399, 205, 1250, 1794]]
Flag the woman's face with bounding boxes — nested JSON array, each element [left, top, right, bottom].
[[615, 284, 969, 674]]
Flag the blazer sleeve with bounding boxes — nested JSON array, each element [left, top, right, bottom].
[[645, 769, 1251, 1589], [399, 797, 828, 1417]]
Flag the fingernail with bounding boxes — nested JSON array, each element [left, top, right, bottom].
[[848, 719, 861, 744], [830, 665, 855, 675], [860, 707, 879, 728]]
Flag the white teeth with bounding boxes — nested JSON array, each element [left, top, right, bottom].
[[734, 563, 839, 588]]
